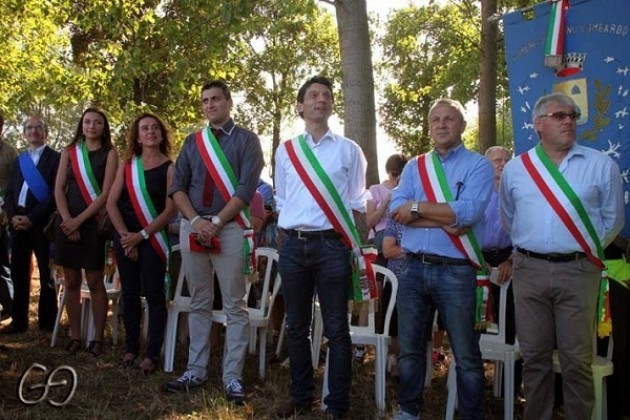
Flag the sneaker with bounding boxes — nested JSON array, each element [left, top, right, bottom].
[[353, 346, 366, 364], [225, 378, 246, 405], [393, 408, 419, 420], [163, 370, 206, 393], [275, 400, 312, 418]]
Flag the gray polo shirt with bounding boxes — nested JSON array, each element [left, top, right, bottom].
[[169, 118, 264, 219]]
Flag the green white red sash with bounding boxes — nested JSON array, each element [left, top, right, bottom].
[[125, 157, 170, 262], [521, 144, 611, 336], [195, 127, 256, 280], [125, 157, 171, 296], [69, 142, 101, 206], [285, 135, 377, 302], [417, 151, 491, 329]]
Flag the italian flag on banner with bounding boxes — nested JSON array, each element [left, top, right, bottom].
[[285, 136, 378, 302], [544, 0, 568, 69], [417, 151, 492, 329]]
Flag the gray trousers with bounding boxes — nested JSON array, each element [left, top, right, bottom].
[[179, 220, 249, 384], [512, 252, 600, 420]]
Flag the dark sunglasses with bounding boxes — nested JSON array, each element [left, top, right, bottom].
[[540, 111, 581, 121]]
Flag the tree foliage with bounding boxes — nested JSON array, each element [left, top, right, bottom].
[[234, 0, 340, 178], [379, 3, 481, 156], [0, 0, 342, 178]]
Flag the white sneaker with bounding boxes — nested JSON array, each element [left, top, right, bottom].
[[225, 378, 245, 405], [393, 408, 419, 420], [163, 370, 206, 392]]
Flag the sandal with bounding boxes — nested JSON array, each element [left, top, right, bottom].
[[86, 340, 103, 357], [65, 339, 82, 354], [120, 352, 138, 369], [138, 356, 158, 376]]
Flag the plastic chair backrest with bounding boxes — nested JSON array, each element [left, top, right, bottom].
[[250, 247, 280, 318]]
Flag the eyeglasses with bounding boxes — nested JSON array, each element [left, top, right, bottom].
[[25, 125, 45, 131], [539, 111, 581, 121]]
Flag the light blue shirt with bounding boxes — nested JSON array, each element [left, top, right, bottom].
[[500, 144, 624, 254], [390, 144, 494, 259], [481, 189, 512, 250]]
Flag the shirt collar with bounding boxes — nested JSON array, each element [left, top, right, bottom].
[[433, 142, 465, 161], [29, 144, 46, 155], [302, 129, 336, 147], [212, 118, 235, 136], [565, 143, 586, 160]]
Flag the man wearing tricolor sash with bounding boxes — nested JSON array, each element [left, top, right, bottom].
[[0, 116, 60, 334], [164, 81, 263, 404], [274, 76, 370, 419], [390, 99, 493, 420], [500, 93, 624, 420]]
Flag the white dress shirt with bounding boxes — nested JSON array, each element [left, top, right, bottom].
[[274, 130, 369, 231]]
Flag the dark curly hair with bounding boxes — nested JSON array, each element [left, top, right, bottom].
[[125, 113, 173, 160]]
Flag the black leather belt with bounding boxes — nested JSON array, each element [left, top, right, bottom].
[[482, 246, 512, 257], [411, 253, 470, 266], [482, 246, 512, 265], [517, 248, 586, 263], [283, 229, 341, 241]]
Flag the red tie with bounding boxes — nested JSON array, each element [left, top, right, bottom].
[[202, 128, 222, 206]]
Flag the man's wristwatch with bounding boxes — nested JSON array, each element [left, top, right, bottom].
[[140, 229, 149, 240], [211, 215, 222, 227], [410, 201, 421, 219]]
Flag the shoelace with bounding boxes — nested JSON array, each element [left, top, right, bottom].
[[179, 371, 195, 383], [226, 379, 243, 393]]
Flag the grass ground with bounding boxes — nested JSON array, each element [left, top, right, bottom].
[[0, 272, 554, 419]]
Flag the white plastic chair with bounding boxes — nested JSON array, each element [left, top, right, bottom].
[[321, 264, 398, 412], [50, 268, 120, 347], [446, 279, 521, 420], [552, 334, 613, 420], [50, 268, 69, 347], [163, 255, 189, 372], [213, 247, 281, 379], [82, 268, 121, 346]]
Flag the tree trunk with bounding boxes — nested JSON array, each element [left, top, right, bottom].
[[334, 0, 379, 185], [478, 0, 498, 154]]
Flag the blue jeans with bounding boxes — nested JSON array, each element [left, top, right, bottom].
[[278, 235, 352, 413], [397, 258, 484, 419]]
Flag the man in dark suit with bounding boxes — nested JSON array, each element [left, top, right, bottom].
[[0, 113, 18, 320], [0, 116, 60, 334]]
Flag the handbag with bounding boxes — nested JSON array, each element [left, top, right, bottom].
[[43, 211, 60, 242], [97, 212, 114, 239]]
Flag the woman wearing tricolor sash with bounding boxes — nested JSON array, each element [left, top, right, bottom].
[[54, 107, 119, 356], [106, 113, 175, 374]]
